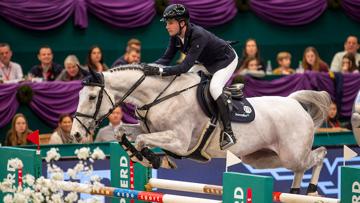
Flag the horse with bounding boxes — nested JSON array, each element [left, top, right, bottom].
[[70, 64, 331, 195]]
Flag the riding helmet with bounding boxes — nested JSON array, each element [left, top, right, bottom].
[[161, 4, 190, 22]]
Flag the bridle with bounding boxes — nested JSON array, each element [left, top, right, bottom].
[[73, 72, 145, 141]]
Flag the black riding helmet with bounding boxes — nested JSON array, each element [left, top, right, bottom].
[[161, 4, 190, 22]]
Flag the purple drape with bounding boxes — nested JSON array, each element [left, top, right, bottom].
[[170, 0, 237, 27], [243, 73, 359, 117], [86, 0, 156, 28], [341, 0, 360, 22], [0, 84, 20, 128], [250, 0, 328, 26]]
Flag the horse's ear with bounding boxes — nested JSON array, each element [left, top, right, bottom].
[[88, 66, 98, 81]]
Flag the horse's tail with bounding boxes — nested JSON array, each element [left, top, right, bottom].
[[289, 90, 331, 128]]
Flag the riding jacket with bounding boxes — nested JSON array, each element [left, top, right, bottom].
[[155, 23, 236, 76]]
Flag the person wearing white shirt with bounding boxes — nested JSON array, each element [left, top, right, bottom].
[[330, 36, 360, 72], [0, 43, 23, 83]]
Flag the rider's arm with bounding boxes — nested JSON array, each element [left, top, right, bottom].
[[162, 32, 207, 76], [155, 37, 178, 65]]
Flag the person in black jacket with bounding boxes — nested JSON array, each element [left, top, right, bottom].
[[144, 4, 238, 150]]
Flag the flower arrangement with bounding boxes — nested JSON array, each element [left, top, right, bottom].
[[16, 85, 33, 105], [0, 147, 106, 203]]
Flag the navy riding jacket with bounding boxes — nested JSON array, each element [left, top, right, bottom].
[[155, 23, 236, 76]]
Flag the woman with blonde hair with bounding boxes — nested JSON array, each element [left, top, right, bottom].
[[5, 113, 32, 146], [302, 46, 329, 72]]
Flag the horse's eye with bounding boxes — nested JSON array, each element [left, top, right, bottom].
[[89, 95, 96, 100]]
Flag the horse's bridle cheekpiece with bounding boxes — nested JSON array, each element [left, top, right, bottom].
[[73, 68, 145, 142]]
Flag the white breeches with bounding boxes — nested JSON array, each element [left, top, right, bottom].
[[210, 53, 238, 100]]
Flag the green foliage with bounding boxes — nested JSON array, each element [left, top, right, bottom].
[[155, 0, 169, 16], [328, 0, 342, 9], [235, 0, 250, 12]]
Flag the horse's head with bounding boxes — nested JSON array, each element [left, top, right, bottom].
[[70, 69, 116, 142], [352, 91, 360, 146]]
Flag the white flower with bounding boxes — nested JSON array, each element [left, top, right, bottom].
[[64, 192, 78, 203], [91, 148, 106, 160], [75, 148, 91, 160], [23, 174, 35, 186], [74, 163, 84, 172], [1, 175, 16, 192], [31, 192, 44, 203], [92, 181, 104, 193], [22, 187, 33, 198], [8, 158, 24, 171], [67, 168, 77, 179], [3, 194, 13, 203], [50, 193, 62, 203], [90, 175, 101, 183], [45, 148, 61, 163], [51, 172, 64, 181], [13, 192, 27, 203]]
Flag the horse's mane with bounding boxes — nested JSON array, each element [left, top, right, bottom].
[[108, 64, 144, 73]]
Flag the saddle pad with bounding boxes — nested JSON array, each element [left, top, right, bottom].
[[230, 98, 255, 123]]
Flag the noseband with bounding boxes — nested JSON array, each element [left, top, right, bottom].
[[74, 72, 146, 140]]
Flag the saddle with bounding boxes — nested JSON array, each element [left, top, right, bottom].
[[196, 73, 255, 122], [168, 72, 255, 163]]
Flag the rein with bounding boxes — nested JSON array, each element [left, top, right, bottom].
[[137, 76, 205, 132]]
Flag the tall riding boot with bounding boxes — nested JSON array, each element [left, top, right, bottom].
[[216, 95, 237, 150]]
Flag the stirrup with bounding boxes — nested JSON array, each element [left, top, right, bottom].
[[220, 131, 236, 150]]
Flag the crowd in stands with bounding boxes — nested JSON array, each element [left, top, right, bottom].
[[0, 35, 359, 146]]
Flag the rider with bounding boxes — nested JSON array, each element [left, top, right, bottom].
[[143, 4, 239, 150]]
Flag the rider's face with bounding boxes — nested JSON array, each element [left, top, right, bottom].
[[166, 19, 180, 37]]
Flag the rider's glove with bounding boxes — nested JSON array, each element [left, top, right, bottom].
[[143, 64, 163, 76]]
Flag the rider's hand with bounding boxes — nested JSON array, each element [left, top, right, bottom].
[[143, 64, 162, 76]]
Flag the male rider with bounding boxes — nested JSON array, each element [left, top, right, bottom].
[[143, 4, 238, 150]]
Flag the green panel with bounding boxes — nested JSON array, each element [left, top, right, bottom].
[[0, 147, 42, 199], [314, 131, 356, 146], [223, 172, 273, 203], [341, 166, 360, 202], [110, 142, 151, 203]]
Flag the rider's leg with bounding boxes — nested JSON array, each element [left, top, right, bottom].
[[210, 53, 238, 150]]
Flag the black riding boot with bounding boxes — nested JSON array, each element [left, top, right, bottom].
[[216, 94, 237, 150]]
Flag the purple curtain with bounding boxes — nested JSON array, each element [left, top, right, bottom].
[[342, 74, 360, 117], [341, 0, 360, 22], [0, 0, 77, 30], [170, 0, 237, 26], [0, 84, 20, 128], [250, 0, 328, 26], [86, 0, 156, 28]]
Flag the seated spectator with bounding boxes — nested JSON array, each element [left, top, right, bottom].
[[236, 56, 265, 78], [56, 55, 88, 81], [29, 45, 63, 81], [4, 113, 33, 146], [273, 51, 295, 75], [238, 38, 265, 71], [317, 101, 350, 133], [49, 114, 74, 144], [331, 35, 360, 72], [112, 38, 141, 67], [0, 43, 23, 83], [95, 106, 142, 142], [302, 46, 329, 72], [341, 53, 359, 73], [85, 45, 108, 72]]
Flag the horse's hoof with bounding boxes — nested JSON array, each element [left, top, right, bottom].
[[141, 147, 161, 169], [160, 156, 178, 169]]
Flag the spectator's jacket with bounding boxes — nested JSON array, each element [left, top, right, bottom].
[[29, 63, 63, 81], [155, 23, 236, 76]]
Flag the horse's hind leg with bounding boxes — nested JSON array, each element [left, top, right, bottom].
[[305, 147, 327, 195], [290, 171, 305, 194]]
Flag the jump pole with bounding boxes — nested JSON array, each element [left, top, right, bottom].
[[146, 177, 340, 203], [42, 179, 221, 203]]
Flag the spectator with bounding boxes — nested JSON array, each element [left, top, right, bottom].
[[49, 114, 74, 144], [273, 51, 295, 75], [85, 45, 108, 72], [4, 113, 32, 146], [236, 56, 265, 78], [238, 38, 265, 71], [29, 45, 63, 81], [330, 35, 360, 72], [95, 106, 142, 142], [112, 38, 141, 67], [317, 101, 350, 133], [56, 55, 88, 81], [0, 43, 23, 83], [341, 53, 359, 73], [302, 46, 329, 72]]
